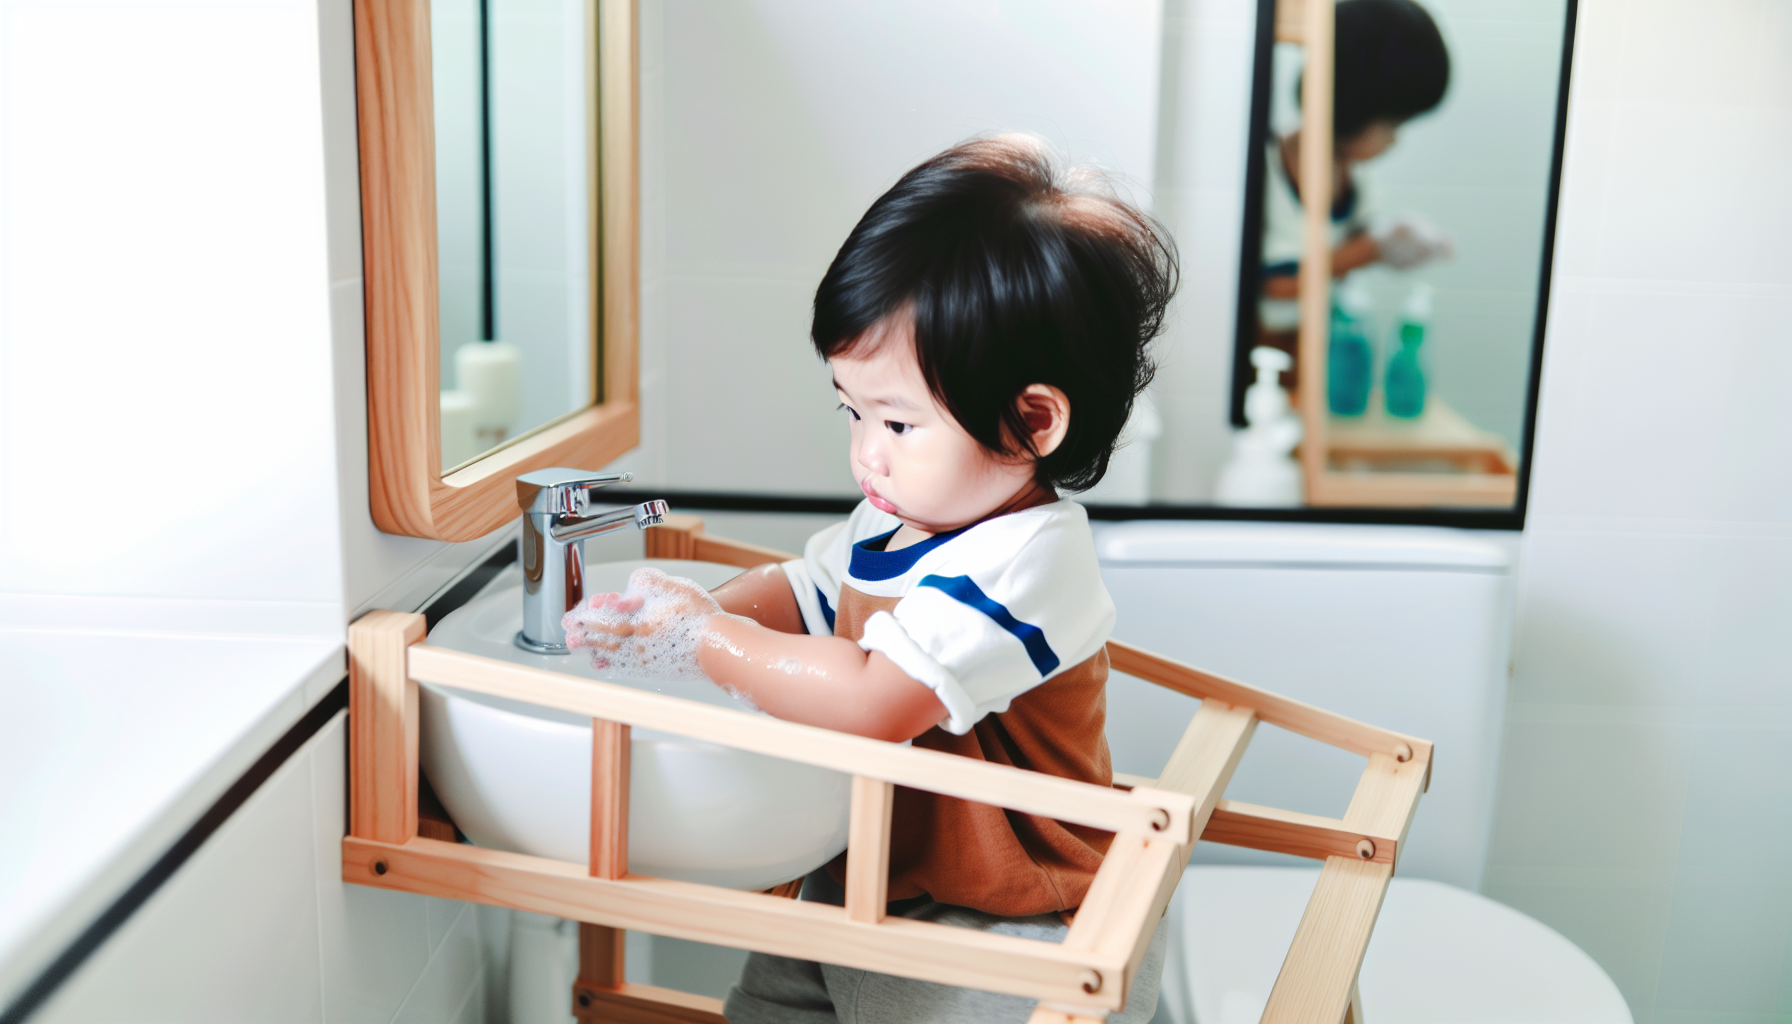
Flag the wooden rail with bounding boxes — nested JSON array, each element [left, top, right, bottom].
[[408, 644, 1195, 843]]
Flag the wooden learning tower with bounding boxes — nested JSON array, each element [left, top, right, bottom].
[[345, 515, 1430, 1024]]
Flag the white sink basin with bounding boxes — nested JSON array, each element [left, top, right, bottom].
[[421, 558, 851, 890]]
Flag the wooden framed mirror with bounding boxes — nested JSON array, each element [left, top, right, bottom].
[[355, 0, 638, 541]]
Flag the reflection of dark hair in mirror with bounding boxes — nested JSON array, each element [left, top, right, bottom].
[[811, 136, 1177, 492], [1321, 0, 1452, 141]]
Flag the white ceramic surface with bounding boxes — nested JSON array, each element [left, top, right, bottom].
[[422, 559, 852, 891], [1160, 866, 1632, 1024]]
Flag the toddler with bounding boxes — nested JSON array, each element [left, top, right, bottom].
[[564, 135, 1176, 1024]]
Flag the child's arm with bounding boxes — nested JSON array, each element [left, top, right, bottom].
[[708, 563, 807, 634], [1261, 233, 1381, 299], [699, 613, 947, 741], [565, 568, 946, 741]]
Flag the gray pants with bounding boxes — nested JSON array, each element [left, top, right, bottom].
[[724, 870, 1167, 1024]]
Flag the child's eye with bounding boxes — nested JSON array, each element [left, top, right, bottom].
[[836, 402, 860, 422], [885, 421, 912, 436]]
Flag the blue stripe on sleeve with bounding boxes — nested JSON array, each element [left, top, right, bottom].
[[815, 586, 836, 633], [917, 574, 1060, 678]]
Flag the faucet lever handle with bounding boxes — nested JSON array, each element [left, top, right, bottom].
[[515, 468, 634, 517]]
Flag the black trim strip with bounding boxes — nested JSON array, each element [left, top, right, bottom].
[[1229, 0, 1278, 429], [479, 0, 496, 343], [600, 488, 1522, 531], [1, 681, 350, 1024], [426, 540, 519, 631], [1512, 0, 1580, 525]]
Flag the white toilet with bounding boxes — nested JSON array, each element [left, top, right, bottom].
[[1095, 522, 1631, 1024]]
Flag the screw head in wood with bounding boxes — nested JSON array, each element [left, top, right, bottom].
[[1393, 743, 1413, 763], [373, 860, 388, 875], [1080, 970, 1102, 994], [1355, 839, 1376, 860], [577, 991, 593, 1008]]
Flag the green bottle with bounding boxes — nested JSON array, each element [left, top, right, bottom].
[[1328, 282, 1373, 416], [1385, 284, 1432, 419]]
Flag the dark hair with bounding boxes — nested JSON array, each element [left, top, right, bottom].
[[1326, 0, 1452, 141], [811, 136, 1177, 493]]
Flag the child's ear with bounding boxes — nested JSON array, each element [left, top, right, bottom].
[[1016, 384, 1071, 458]]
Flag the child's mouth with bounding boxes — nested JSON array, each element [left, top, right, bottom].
[[860, 478, 899, 515]]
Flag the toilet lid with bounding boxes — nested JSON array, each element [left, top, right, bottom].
[[1158, 866, 1632, 1024]]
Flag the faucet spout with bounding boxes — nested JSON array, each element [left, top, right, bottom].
[[549, 500, 668, 544], [514, 468, 667, 654]]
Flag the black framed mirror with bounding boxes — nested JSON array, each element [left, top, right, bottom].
[[1221, 0, 1578, 526], [599, 0, 1577, 530]]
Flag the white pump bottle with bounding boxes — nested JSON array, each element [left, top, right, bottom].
[[1214, 347, 1304, 506]]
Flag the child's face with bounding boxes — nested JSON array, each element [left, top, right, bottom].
[[831, 319, 1038, 535], [1340, 120, 1400, 163]]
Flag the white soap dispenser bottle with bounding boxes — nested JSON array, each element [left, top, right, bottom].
[[1215, 347, 1304, 506]]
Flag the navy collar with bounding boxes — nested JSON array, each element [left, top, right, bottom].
[[848, 526, 969, 582]]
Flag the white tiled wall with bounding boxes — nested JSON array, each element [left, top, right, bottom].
[[1484, 2, 1792, 1022], [35, 714, 489, 1024], [0, 0, 344, 640]]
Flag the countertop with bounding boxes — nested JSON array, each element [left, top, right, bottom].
[[0, 625, 344, 1009]]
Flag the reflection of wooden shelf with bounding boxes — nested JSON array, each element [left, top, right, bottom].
[[1290, 398, 1524, 511], [1308, 467, 1517, 508], [1327, 397, 1517, 474], [1300, 398, 1518, 508]]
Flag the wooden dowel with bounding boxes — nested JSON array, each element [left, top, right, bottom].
[[349, 610, 426, 844], [345, 835, 1130, 1011], [692, 533, 798, 569], [1275, 0, 1306, 43], [845, 776, 894, 924], [644, 513, 703, 560], [1205, 800, 1397, 866], [574, 981, 726, 1022], [1342, 751, 1428, 870], [642, 511, 798, 567], [1259, 855, 1392, 1023], [578, 922, 625, 989], [1062, 830, 1181, 993], [1296, 0, 1334, 495], [1154, 701, 1258, 824], [591, 719, 631, 880], [408, 644, 1196, 843], [1107, 640, 1430, 768]]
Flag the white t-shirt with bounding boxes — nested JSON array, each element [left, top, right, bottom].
[[1260, 138, 1379, 331], [781, 499, 1116, 736]]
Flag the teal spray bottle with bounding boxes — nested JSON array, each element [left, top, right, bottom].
[[1385, 283, 1432, 418], [1328, 281, 1373, 416]]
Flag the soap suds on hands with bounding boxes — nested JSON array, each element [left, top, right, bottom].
[[562, 567, 746, 681]]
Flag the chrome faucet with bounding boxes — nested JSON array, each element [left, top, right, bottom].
[[514, 468, 668, 654]]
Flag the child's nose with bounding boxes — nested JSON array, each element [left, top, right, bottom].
[[856, 435, 889, 477]]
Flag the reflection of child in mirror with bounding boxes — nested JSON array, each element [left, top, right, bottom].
[[1260, 0, 1453, 373], [562, 135, 1178, 1022]]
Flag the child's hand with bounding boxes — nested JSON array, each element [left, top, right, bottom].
[[562, 567, 734, 679], [1370, 213, 1455, 269]]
